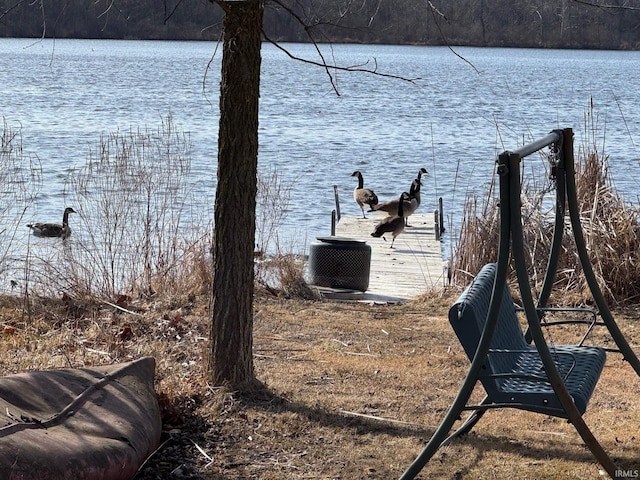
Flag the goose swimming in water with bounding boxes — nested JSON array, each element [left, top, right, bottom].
[[27, 207, 76, 239], [351, 170, 378, 219], [371, 192, 410, 248]]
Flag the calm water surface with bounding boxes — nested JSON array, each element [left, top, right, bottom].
[[2, 38, 640, 258]]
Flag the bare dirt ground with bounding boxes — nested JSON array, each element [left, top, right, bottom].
[[1, 289, 639, 479]]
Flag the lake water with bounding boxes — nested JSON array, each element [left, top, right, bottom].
[[2, 38, 640, 263]]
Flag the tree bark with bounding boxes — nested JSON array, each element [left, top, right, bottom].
[[209, 0, 263, 390]]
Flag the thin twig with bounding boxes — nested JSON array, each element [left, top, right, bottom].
[[99, 299, 144, 317], [339, 410, 430, 428], [190, 439, 215, 468]]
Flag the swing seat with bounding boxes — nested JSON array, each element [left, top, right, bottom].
[[450, 263, 606, 417]]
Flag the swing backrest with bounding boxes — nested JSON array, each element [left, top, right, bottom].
[[450, 263, 527, 374]]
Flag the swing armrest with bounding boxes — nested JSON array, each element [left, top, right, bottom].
[[515, 305, 598, 325], [516, 306, 600, 346]]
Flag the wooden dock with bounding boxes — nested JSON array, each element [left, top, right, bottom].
[[313, 213, 447, 303]]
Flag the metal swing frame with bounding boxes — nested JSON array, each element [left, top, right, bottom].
[[400, 128, 640, 479]]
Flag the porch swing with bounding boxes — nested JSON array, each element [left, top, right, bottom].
[[400, 128, 640, 479]]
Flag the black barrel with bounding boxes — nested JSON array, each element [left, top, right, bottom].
[[308, 236, 371, 291]]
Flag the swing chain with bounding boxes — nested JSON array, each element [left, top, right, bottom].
[[548, 140, 561, 183]]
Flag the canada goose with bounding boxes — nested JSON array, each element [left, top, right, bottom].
[[406, 179, 422, 215], [351, 170, 378, 218], [370, 179, 418, 216], [27, 207, 76, 238], [371, 192, 410, 248], [413, 167, 428, 211], [403, 179, 422, 226], [372, 178, 423, 226]]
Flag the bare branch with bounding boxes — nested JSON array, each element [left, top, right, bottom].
[[367, 0, 383, 28], [267, 0, 341, 91], [0, 0, 28, 21], [93, 0, 129, 33], [426, 1, 480, 75], [427, 0, 447, 21], [262, 31, 419, 96], [96, 0, 113, 19], [164, 0, 188, 24], [265, 0, 419, 95], [202, 32, 223, 104], [37, 0, 45, 40], [572, 0, 640, 11]]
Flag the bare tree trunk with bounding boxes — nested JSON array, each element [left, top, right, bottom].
[[208, 0, 263, 390]]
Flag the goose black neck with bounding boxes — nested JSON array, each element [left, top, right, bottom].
[[397, 195, 404, 217]]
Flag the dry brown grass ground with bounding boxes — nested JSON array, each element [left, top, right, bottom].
[[1, 288, 639, 479]]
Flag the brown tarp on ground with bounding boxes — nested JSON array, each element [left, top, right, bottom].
[[0, 357, 161, 480]]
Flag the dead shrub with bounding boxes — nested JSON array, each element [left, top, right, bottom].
[[451, 117, 640, 306]]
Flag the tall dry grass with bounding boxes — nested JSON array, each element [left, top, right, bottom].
[[0, 119, 40, 287], [16, 115, 213, 305], [451, 118, 640, 306], [254, 168, 314, 298], [255, 168, 293, 256], [10, 115, 308, 305]]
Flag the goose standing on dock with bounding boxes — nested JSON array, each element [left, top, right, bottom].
[[27, 207, 77, 239], [371, 192, 410, 248], [413, 167, 428, 212], [351, 170, 378, 218], [371, 174, 425, 226], [408, 167, 428, 226], [370, 179, 420, 221], [404, 179, 422, 226], [370, 180, 416, 215]]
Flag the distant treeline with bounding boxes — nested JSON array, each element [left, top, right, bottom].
[[1, 0, 640, 49]]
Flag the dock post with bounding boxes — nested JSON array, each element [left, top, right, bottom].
[[438, 197, 445, 238], [331, 210, 336, 236], [333, 185, 341, 221]]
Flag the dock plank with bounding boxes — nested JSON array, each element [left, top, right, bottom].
[[327, 212, 446, 302]]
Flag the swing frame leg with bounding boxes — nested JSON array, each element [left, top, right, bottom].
[[441, 396, 490, 445], [398, 375, 486, 479]]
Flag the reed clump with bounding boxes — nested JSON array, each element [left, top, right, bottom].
[[571, 150, 640, 303], [255, 253, 316, 299], [6, 115, 309, 307], [451, 135, 640, 306], [254, 167, 315, 299], [67, 114, 201, 300], [0, 118, 40, 287]]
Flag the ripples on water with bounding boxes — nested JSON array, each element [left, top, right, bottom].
[[2, 39, 640, 264]]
